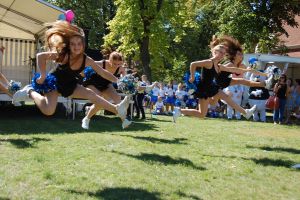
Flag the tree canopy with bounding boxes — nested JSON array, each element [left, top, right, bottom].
[[48, 0, 300, 81]]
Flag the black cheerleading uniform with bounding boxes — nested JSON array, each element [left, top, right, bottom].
[[50, 54, 86, 97], [194, 61, 219, 99], [215, 71, 232, 89], [83, 60, 120, 91]]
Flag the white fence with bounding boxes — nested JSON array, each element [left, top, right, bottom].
[[0, 37, 36, 85]]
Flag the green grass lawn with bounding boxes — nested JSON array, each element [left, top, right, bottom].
[[0, 106, 299, 200]]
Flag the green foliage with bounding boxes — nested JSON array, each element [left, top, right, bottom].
[[47, 0, 116, 49], [46, 0, 300, 79], [104, 0, 201, 81], [212, 0, 300, 52]]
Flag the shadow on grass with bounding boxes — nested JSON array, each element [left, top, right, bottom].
[[119, 135, 188, 144], [144, 117, 173, 123], [0, 137, 51, 148], [0, 106, 159, 135], [246, 145, 300, 155], [66, 187, 161, 200], [112, 151, 206, 170], [250, 157, 297, 168], [176, 191, 203, 200], [202, 154, 297, 169], [0, 196, 11, 200]]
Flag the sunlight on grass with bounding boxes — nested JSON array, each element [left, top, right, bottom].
[[0, 114, 299, 199]]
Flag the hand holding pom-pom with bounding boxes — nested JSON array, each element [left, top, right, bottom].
[[32, 73, 57, 94], [36, 75, 46, 85], [117, 74, 137, 94], [189, 76, 195, 83]]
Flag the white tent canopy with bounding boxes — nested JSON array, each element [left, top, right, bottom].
[[0, 0, 64, 86], [0, 0, 65, 40]]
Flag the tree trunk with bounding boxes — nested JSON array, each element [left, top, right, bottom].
[[139, 35, 152, 82]]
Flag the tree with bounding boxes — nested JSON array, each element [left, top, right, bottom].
[[212, 0, 300, 53], [47, 0, 116, 49], [103, 0, 201, 81]]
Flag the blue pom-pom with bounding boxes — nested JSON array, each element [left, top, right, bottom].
[[183, 71, 201, 94], [117, 74, 138, 94], [83, 66, 96, 81], [8, 80, 22, 94], [32, 73, 57, 94], [248, 57, 258, 64]]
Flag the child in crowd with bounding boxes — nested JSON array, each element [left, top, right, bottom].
[[152, 96, 165, 115], [165, 82, 175, 114], [158, 82, 166, 102], [150, 82, 160, 110], [175, 83, 187, 108]]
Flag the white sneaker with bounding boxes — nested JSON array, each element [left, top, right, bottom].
[[122, 119, 132, 129], [244, 105, 256, 120], [116, 97, 130, 120], [81, 117, 90, 130], [172, 107, 181, 123], [264, 75, 273, 90], [13, 85, 33, 102]]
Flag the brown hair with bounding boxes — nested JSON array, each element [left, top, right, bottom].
[[109, 51, 123, 61], [45, 21, 85, 62], [210, 35, 242, 62]]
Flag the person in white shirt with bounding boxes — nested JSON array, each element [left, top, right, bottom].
[[150, 84, 160, 110], [175, 83, 187, 108], [224, 84, 244, 119], [165, 82, 175, 114], [134, 75, 156, 119], [153, 96, 165, 114], [158, 82, 166, 100], [248, 73, 270, 122], [172, 80, 178, 93]]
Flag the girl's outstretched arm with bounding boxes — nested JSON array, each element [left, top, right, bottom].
[[36, 52, 59, 84], [86, 57, 118, 83]]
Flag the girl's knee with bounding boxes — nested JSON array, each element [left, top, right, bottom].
[[43, 107, 56, 116]]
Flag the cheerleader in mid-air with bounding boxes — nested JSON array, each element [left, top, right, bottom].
[[173, 36, 263, 122], [210, 36, 273, 106], [13, 20, 130, 129], [81, 51, 131, 129]]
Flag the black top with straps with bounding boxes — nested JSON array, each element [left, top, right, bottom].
[[82, 60, 120, 91], [215, 71, 232, 89], [50, 54, 86, 97], [194, 61, 219, 99]]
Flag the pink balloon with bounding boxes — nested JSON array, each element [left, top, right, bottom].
[[65, 10, 75, 22]]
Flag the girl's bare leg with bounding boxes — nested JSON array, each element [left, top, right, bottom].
[[71, 85, 119, 116], [217, 90, 256, 119], [181, 98, 209, 118], [29, 90, 60, 115], [86, 84, 122, 119], [72, 85, 130, 129], [0, 81, 11, 97]]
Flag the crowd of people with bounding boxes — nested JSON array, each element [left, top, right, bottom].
[[0, 20, 300, 129]]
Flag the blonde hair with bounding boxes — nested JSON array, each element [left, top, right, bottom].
[[45, 21, 85, 62]]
